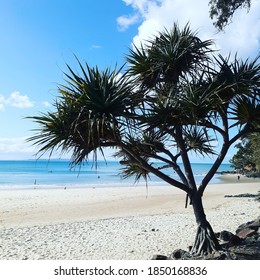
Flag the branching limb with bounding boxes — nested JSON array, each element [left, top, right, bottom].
[[198, 113, 230, 195], [149, 153, 189, 186], [198, 141, 229, 196], [175, 126, 197, 190], [121, 143, 191, 193]]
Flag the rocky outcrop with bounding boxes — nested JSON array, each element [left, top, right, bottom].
[[153, 216, 260, 260], [224, 192, 260, 199]]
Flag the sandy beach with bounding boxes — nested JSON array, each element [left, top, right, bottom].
[[0, 174, 259, 259]]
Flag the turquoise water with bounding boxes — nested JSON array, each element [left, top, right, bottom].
[[0, 160, 232, 189]]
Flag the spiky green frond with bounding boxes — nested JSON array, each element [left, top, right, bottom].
[[183, 127, 217, 156], [60, 61, 134, 120], [120, 162, 151, 183], [27, 60, 134, 166], [126, 23, 214, 90], [213, 54, 260, 102], [114, 147, 151, 184], [230, 96, 260, 129]]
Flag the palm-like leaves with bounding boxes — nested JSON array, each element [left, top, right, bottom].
[[113, 130, 167, 183], [183, 127, 217, 156], [230, 96, 260, 129], [205, 55, 260, 130], [28, 60, 134, 165], [213, 54, 260, 102], [120, 163, 151, 182], [126, 23, 214, 90], [27, 23, 260, 188], [62, 61, 134, 120], [117, 152, 151, 183]]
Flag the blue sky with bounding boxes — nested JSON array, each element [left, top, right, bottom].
[[0, 0, 260, 162]]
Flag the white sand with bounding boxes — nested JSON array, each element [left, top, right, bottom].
[[0, 177, 259, 259]]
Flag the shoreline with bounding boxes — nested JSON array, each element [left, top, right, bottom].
[[218, 173, 260, 184], [0, 176, 224, 191], [1, 173, 259, 191], [0, 177, 259, 259]]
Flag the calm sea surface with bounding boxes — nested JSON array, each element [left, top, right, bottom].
[[0, 160, 232, 189]]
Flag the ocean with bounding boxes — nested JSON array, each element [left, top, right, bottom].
[[0, 160, 232, 189]]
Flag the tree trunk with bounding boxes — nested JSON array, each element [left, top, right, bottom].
[[190, 192, 221, 256]]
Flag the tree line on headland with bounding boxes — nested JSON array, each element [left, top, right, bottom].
[[230, 133, 260, 177]]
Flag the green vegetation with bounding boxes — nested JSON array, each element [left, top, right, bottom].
[[230, 133, 260, 175], [209, 0, 251, 30], [27, 23, 260, 256]]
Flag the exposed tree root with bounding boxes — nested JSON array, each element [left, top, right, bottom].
[[191, 222, 221, 256]]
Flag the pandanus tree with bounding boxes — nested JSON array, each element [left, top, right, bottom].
[[27, 23, 260, 256]]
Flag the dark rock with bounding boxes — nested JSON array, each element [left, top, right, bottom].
[[244, 236, 258, 244], [236, 220, 254, 234], [209, 251, 237, 260], [152, 215, 260, 260], [168, 250, 238, 260], [152, 254, 168, 260], [229, 242, 260, 260], [219, 230, 241, 245], [249, 217, 260, 229], [237, 228, 256, 239], [219, 230, 234, 241], [219, 241, 230, 249], [170, 249, 191, 260], [225, 193, 258, 198]]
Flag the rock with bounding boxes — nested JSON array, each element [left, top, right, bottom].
[[169, 249, 191, 260], [219, 230, 241, 245], [236, 216, 260, 231], [152, 254, 168, 260], [236, 221, 253, 233], [168, 250, 238, 260], [249, 217, 260, 229], [152, 215, 260, 261], [230, 242, 260, 260], [209, 250, 237, 260], [244, 236, 258, 244], [219, 230, 234, 241], [236, 228, 256, 239], [225, 193, 258, 198]]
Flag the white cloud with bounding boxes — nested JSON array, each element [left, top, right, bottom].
[[0, 136, 68, 160], [0, 91, 34, 110], [117, 14, 140, 31], [7, 91, 34, 108], [0, 95, 5, 110], [42, 101, 52, 107], [90, 44, 102, 49], [119, 0, 260, 59], [0, 137, 36, 159], [118, 0, 163, 32]]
